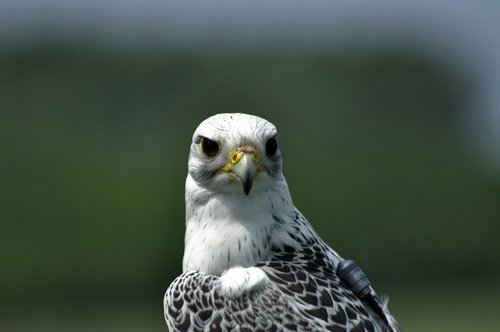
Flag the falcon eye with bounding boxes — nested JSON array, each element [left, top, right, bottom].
[[265, 137, 278, 156], [200, 137, 220, 157]]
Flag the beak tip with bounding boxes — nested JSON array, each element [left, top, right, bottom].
[[243, 184, 252, 196], [243, 177, 253, 196]]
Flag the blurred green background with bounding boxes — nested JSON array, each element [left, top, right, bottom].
[[1, 2, 500, 331]]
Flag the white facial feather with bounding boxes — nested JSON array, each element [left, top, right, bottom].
[[192, 113, 278, 147]]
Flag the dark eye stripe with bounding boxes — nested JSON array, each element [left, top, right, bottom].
[[201, 137, 220, 157]]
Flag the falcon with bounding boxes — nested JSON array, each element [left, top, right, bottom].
[[164, 113, 399, 331]]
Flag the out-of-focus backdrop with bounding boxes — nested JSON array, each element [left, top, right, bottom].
[[1, 1, 499, 331]]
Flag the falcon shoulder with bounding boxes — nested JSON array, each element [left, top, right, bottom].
[[165, 241, 395, 332]]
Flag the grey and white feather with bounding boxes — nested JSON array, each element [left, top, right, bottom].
[[164, 113, 400, 332]]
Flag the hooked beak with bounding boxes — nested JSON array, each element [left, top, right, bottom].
[[218, 146, 267, 195]]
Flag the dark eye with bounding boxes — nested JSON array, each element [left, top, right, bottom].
[[265, 137, 278, 156], [200, 137, 220, 157]]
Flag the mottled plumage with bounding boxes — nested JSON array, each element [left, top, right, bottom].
[[164, 113, 399, 332]]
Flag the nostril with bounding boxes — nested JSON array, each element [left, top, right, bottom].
[[231, 154, 238, 163]]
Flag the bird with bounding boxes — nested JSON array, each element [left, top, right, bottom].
[[164, 113, 400, 332]]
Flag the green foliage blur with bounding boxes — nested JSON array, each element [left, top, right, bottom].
[[1, 48, 499, 331]]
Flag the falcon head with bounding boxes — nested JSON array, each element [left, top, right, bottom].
[[188, 113, 282, 196]]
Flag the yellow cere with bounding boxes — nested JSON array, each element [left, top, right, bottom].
[[218, 146, 268, 173]]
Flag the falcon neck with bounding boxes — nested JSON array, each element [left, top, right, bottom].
[[182, 175, 294, 275]]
